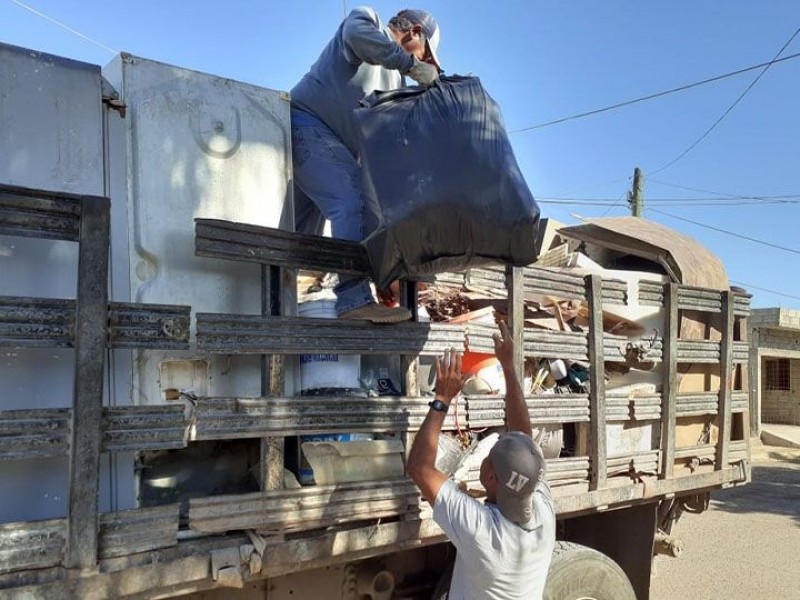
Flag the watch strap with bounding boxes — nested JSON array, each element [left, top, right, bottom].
[[428, 399, 449, 413]]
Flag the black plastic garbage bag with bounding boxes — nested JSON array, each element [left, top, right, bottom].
[[355, 75, 540, 290]]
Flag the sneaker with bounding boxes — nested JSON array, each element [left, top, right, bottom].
[[340, 303, 412, 324]]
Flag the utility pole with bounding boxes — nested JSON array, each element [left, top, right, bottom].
[[628, 167, 644, 217]]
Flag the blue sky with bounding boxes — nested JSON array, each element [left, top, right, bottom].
[[2, 0, 799, 307]]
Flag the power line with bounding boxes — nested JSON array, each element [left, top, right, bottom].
[[650, 25, 800, 175], [538, 199, 799, 207], [648, 178, 743, 198], [649, 207, 800, 255], [508, 50, 800, 134], [540, 195, 800, 202], [730, 280, 800, 302], [649, 178, 800, 203], [9, 0, 116, 54]]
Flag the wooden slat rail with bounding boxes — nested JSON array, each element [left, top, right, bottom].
[[460, 456, 591, 488], [188, 479, 420, 534], [197, 394, 592, 438], [716, 292, 735, 470], [98, 504, 180, 559], [586, 275, 607, 491], [675, 440, 748, 464], [66, 197, 110, 569], [102, 405, 188, 452], [0, 505, 180, 576], [0, 519, 65, 575], [0, 182, 87, 242], [196, 314, 467, 355], [638, 281, 751, 316], [0, 409, 71, 460], [195, 218, 370, 275], [0, 405, 188, 461], [0, 296, 190, 349], [660, 284, 679, 480]]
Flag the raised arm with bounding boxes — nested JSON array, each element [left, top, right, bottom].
[[341, 8, 415, 72], [494, 320, 533, 437], [407, 349, 464, 503]]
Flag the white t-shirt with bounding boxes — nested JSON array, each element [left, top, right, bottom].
[[432, 478, 556, 600]]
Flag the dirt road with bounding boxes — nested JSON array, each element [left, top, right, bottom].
[[650, 445, 800, 600]]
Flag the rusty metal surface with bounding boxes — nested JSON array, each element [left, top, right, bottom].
[[0, 519, 65, 575], [195, 218, 370, 275], [0, 296, 190, 349], [0, 409, 70, 460], [98, 504, 180, 559], [188, 479, 420, 534], [196, 314, 466, 355], [0, 183, 85, 242]]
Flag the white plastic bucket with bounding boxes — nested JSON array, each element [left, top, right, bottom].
[[298, 299, 361, 393]]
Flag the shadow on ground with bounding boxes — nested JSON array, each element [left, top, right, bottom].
[[709, 462, 800, 525]]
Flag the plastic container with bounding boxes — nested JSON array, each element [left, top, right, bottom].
[[298, 299, 361, 394], [463, 352, 505, 394], [301, 440, 405, 485]]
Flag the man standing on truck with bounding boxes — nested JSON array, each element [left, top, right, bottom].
[[290, 7, 441, 323], [407, 321, 556, 599]]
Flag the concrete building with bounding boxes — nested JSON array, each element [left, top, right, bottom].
[[749, 308, 800, 435]]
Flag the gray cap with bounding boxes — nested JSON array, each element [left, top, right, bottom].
[[396, 9, 441, 69], [489, 432, 545, 525]]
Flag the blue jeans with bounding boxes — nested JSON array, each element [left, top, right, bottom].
[[291, 107, 375, 315]]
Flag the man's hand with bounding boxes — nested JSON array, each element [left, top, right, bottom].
[[407, 57, 439, 86], [493, 320, 515, 370], [434, 348, 464, 405]]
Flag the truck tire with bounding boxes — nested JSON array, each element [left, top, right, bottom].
[[543, 542, 636, 600]]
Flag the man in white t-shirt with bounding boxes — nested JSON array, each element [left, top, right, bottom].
[[407, 321, 556, 599]]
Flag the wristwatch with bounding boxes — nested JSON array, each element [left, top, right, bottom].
[[428, 399, 449, 413]]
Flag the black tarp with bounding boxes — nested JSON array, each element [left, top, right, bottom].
[[355, 75, 541, 289]]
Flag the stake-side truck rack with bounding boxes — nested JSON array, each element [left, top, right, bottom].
[[0, 42, 751, 600]]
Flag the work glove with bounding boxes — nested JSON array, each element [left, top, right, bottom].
[[406, 58, 439, 87]]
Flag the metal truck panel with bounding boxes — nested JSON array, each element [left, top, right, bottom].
[[102, 53, 292, 410], [0, 43, 121, 522]]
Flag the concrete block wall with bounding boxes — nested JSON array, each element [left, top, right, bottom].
[[761, 357, 800, 425], [757, 328, 800, 353], [751, 307, 800, 330]]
